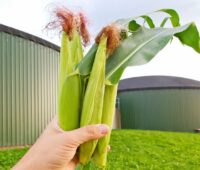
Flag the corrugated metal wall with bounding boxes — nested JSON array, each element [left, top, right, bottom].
[[118, 89, 200, 132], [0, 32, 60, 146]]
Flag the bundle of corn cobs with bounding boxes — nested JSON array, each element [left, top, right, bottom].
[[46, 7, 200, 170]]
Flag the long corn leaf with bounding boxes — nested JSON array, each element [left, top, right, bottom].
[[77, 23, 198, 84], [77, 44, 98, 75], [160, 17, 170, 27], [175, 23, 200, 53], [115, 8, 180, 30], [105, 23, 193, 84], [158, 9, 180, 27], [141, 15, 155, 28]]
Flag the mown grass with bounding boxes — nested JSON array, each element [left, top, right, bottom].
[[0, 147, 29, 170], [1, 130, 200, 169], [105, 130, 200, 170]]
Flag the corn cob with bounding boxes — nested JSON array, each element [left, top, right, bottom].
[[93, 84, 118, 168], [86, 25, 120, 168], [47, 8, 88, 131], [58, 29, 84, 130], [78, 25, 121, 167], [79, 35, 107, 166]]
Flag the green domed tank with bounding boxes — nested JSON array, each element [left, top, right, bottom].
[[118, 76, 200, 132]]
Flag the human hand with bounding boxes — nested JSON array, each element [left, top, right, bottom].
[[12, 117, 109, 170]]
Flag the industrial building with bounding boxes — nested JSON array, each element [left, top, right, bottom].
[[0, 24, 60, 146], [118, 76, 200, 132]]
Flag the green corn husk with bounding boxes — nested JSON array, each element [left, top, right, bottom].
[[58, 30, 84, 131], [58, 32, 72, 94], [79, 35, 107, 166], [59, 30, 83, 93], [59, 72, 82, 130], [71, 30, 84, 67], [93, 84, 118, 168]]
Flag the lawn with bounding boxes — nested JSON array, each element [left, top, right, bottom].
[[1, 130, 200, 169], [0, 147, 29, 170]]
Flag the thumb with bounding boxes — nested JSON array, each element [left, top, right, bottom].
[[67, 124, 110, 146]]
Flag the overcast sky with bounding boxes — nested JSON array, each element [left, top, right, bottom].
[[0, 0, 200, 80]]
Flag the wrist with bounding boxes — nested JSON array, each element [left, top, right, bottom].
[[12, 148, 36, 170], [12, 158, 34, 170]]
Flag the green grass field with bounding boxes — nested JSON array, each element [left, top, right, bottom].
[[0, 147, 28, 170], [1, 130, 200, 170]]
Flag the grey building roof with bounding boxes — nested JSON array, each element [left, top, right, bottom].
[[0, 24, 60, 52], [118, 76, 200, 92]]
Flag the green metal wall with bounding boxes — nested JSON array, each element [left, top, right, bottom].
[[118, 89, 200, 132], [0, 32, 60, 146]]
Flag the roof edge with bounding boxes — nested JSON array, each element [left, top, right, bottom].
[[0, 24, 60, 52], [118, 86, 200, 93], [118, 75, 200, 92]]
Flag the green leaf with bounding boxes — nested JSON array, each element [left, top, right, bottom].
[[77, 44, 98, 75], [77, 23, 199, 84], [160, 17, 170, 27], [141, 15, 155, 28], [175, 22, 200, 53], [128, 20, 141, 32], [158, 9, 180, 27], [115, 17, 133, 29], [105, 23, 192, 84], [115, 8, 180, 30]]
